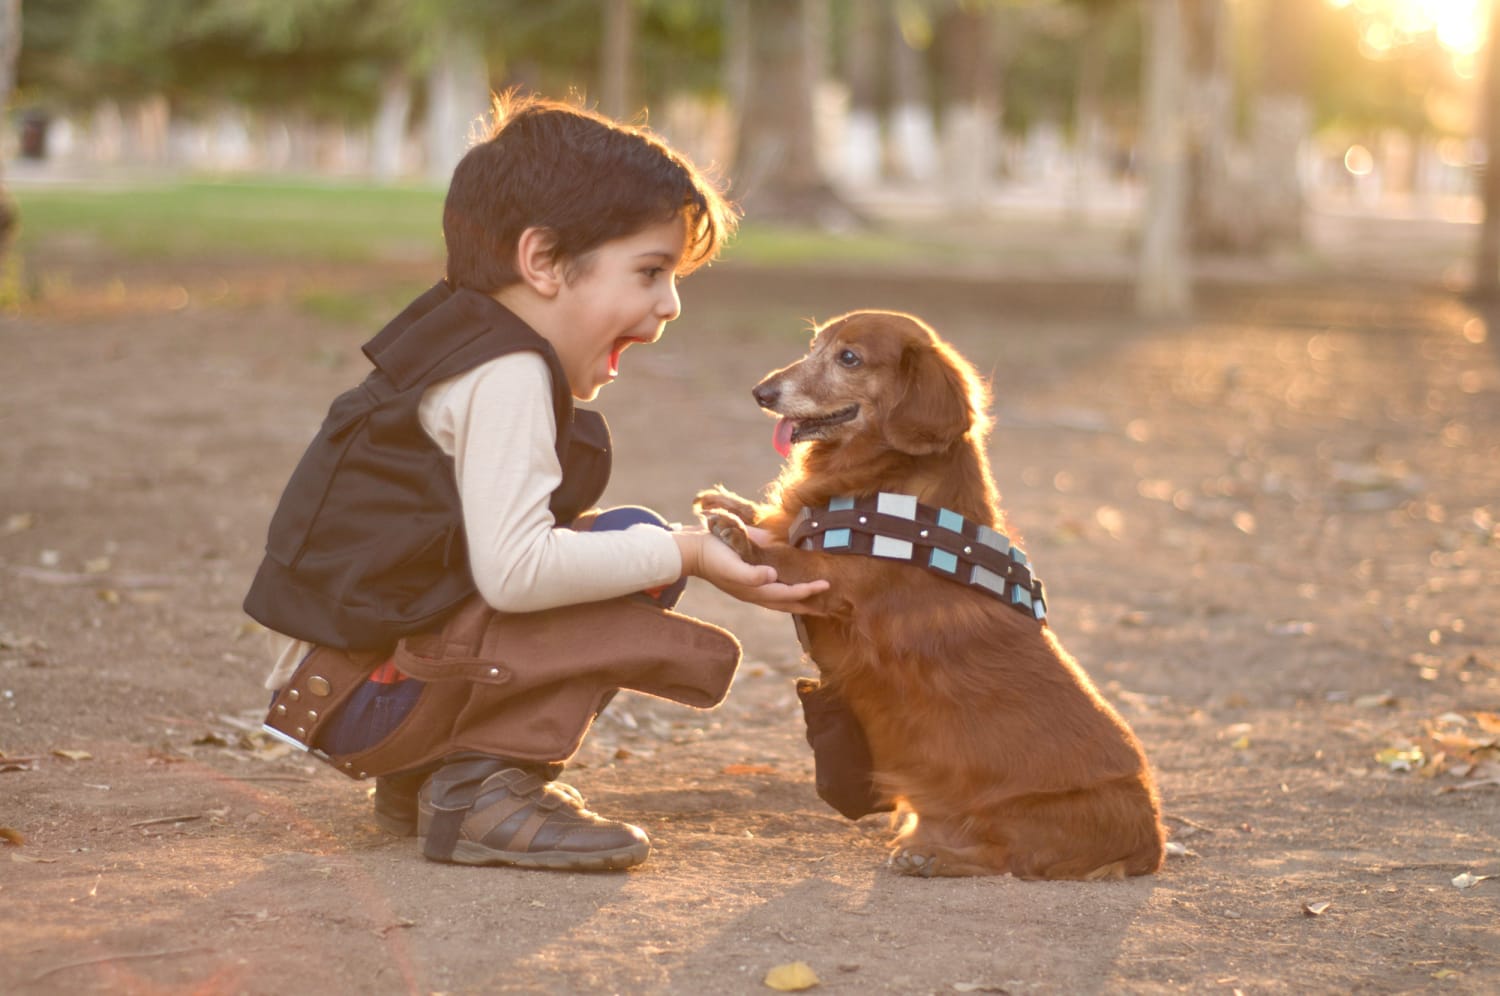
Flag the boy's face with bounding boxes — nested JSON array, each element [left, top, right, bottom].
[[548, 216, 686, 402]]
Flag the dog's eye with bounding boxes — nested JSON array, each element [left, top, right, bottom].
[[836, 349, 862, 368]]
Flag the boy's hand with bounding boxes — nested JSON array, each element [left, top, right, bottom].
[[673, 529, 829, 614]]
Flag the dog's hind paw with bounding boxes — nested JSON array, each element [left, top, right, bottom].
[[889, 849, 938, 878]]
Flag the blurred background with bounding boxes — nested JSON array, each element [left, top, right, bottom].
[[0, 0, 1497, 313]]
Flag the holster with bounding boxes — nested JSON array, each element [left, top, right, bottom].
[[795, 677, 894, 820], [263, 593, 741, 779]]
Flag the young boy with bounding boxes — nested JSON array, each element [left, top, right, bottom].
[[244, 93, 826, 871]]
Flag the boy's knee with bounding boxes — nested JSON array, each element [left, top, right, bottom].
[[589, 506, 670, 533]]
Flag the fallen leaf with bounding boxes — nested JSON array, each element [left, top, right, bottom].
[[1451, 872, 1494, 889], [11, 851, 57, 863], [3, 513, 33, 535], [1355, 691, 1397, 709], [1375, 746, 1425, 772], [764, 961, 820, 991], [724, 764, 777, 776], [1474, 712, 1500, 735], [0, 826, 24, 846], [1302, 901, 1332, 916], [953, 984, 1010, 993], [1433, 968, 1462, 980], [51, 749, 93, 762], [1164, 841, 1198, 858]]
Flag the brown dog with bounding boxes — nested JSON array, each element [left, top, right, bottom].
[[696, 310, 1166, 880]]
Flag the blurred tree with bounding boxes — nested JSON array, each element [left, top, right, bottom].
[[0, 0, 17, 256], [1249, 0, 1310, 247], [935, 0, 998, 212], [600, 0, 636, 120], [729, 0, 856, 225], [1137, 0, 1190, 317]]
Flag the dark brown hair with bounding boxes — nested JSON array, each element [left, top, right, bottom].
[[443, 91, 737, 293]]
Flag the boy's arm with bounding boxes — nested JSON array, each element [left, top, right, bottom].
[[422, 353, 682, 611]]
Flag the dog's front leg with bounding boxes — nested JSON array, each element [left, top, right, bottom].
[[701, 511, 862, 617]]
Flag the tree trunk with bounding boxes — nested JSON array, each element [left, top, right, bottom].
[[1250, 0, 1309, 248], [600, 0, 635, 121], [371, 66, 412, 183], [730, 0, 857, 226], [1185, 0, 1246, 251], [888, 2, 938, 184], [1137, 0, 1192, 318], [425, 24, 490, 184], [841, 0, 883, 187], [0, 0, 21, 256], [1476, 0, 1500, 298], [937, 5, 997, 214]]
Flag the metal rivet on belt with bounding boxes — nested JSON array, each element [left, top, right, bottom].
[[358, 771, 366, 779], [859, 516, 868, 524], [964, 546, 972, 554], [295, 727, 306, 738], [919, 529, 929, 538], [307, 675, 332, 697], [288, 689, 300, 702], [306, 710, 318, 721], [488, 667, 500, 678], [275, 704, 287, 715], [343, 762, 353, 770]]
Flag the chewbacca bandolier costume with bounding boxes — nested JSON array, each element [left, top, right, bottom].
[[244, 281, 739, 868]]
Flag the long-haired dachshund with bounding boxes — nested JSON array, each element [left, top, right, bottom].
[[696, 310, 1166, 879]]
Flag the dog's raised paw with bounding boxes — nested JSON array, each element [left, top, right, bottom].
[[889, 849, 938, 878], [692, 486, 757, 522]]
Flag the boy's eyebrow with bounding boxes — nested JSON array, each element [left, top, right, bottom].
[[633, 250, 680, 261]]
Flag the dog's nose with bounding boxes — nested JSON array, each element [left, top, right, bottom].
[[752, 381, 780, 409]]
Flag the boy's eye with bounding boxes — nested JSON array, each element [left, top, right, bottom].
[[836, 349, 861, 368], [642, 266, 666, 279]]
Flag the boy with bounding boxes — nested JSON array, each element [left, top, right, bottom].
[[244, 93, 826, 871]]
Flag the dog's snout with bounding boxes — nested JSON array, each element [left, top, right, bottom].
[[753, 380, 780, 410]]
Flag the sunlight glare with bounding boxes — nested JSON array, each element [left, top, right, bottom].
[[1331, 0, 1487, 55]]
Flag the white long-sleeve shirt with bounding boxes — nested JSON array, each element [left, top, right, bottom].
[[263, 350, 683, 689]]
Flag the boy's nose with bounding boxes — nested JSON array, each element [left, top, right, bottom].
[[658, 278, 681, 321]]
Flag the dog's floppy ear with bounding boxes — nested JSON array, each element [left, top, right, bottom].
[[885, 340, 973, 454]]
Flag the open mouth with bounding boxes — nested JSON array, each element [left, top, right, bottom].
[[773, 404, 859, 456], [608, 337, 642, 378]]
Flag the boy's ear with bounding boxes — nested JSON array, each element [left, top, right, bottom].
[[514, 226, 564, 297]]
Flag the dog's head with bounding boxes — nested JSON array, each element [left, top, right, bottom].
[[755, 310, 989, 457]]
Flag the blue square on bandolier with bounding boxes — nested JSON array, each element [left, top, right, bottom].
[[823, 528, 851, 549], [936, 508, 965, 534], [976, 525, 1010, 554], [828, 496, 856, 511], [929, 548, 959, 573]]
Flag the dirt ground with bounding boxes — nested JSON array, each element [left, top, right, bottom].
[[2, 233, 1498, 995]]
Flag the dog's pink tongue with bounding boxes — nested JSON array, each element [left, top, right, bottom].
[[773, 418, 796, 458]]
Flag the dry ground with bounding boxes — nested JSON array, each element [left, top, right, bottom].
[[2, 243, 1498, 994]]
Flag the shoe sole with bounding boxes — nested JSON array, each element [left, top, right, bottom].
[[423, 836, 650, 871]]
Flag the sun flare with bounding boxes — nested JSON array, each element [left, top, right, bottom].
[[1328, 0, 1487, 55]]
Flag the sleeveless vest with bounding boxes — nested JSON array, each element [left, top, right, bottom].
[[243, 281, 611, 650]]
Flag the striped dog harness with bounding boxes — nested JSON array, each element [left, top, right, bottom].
[[787, 493, 1048, 622]]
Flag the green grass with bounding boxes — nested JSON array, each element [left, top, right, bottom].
[[11, 177, 978, 270], [14, 179, 448, 263]]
